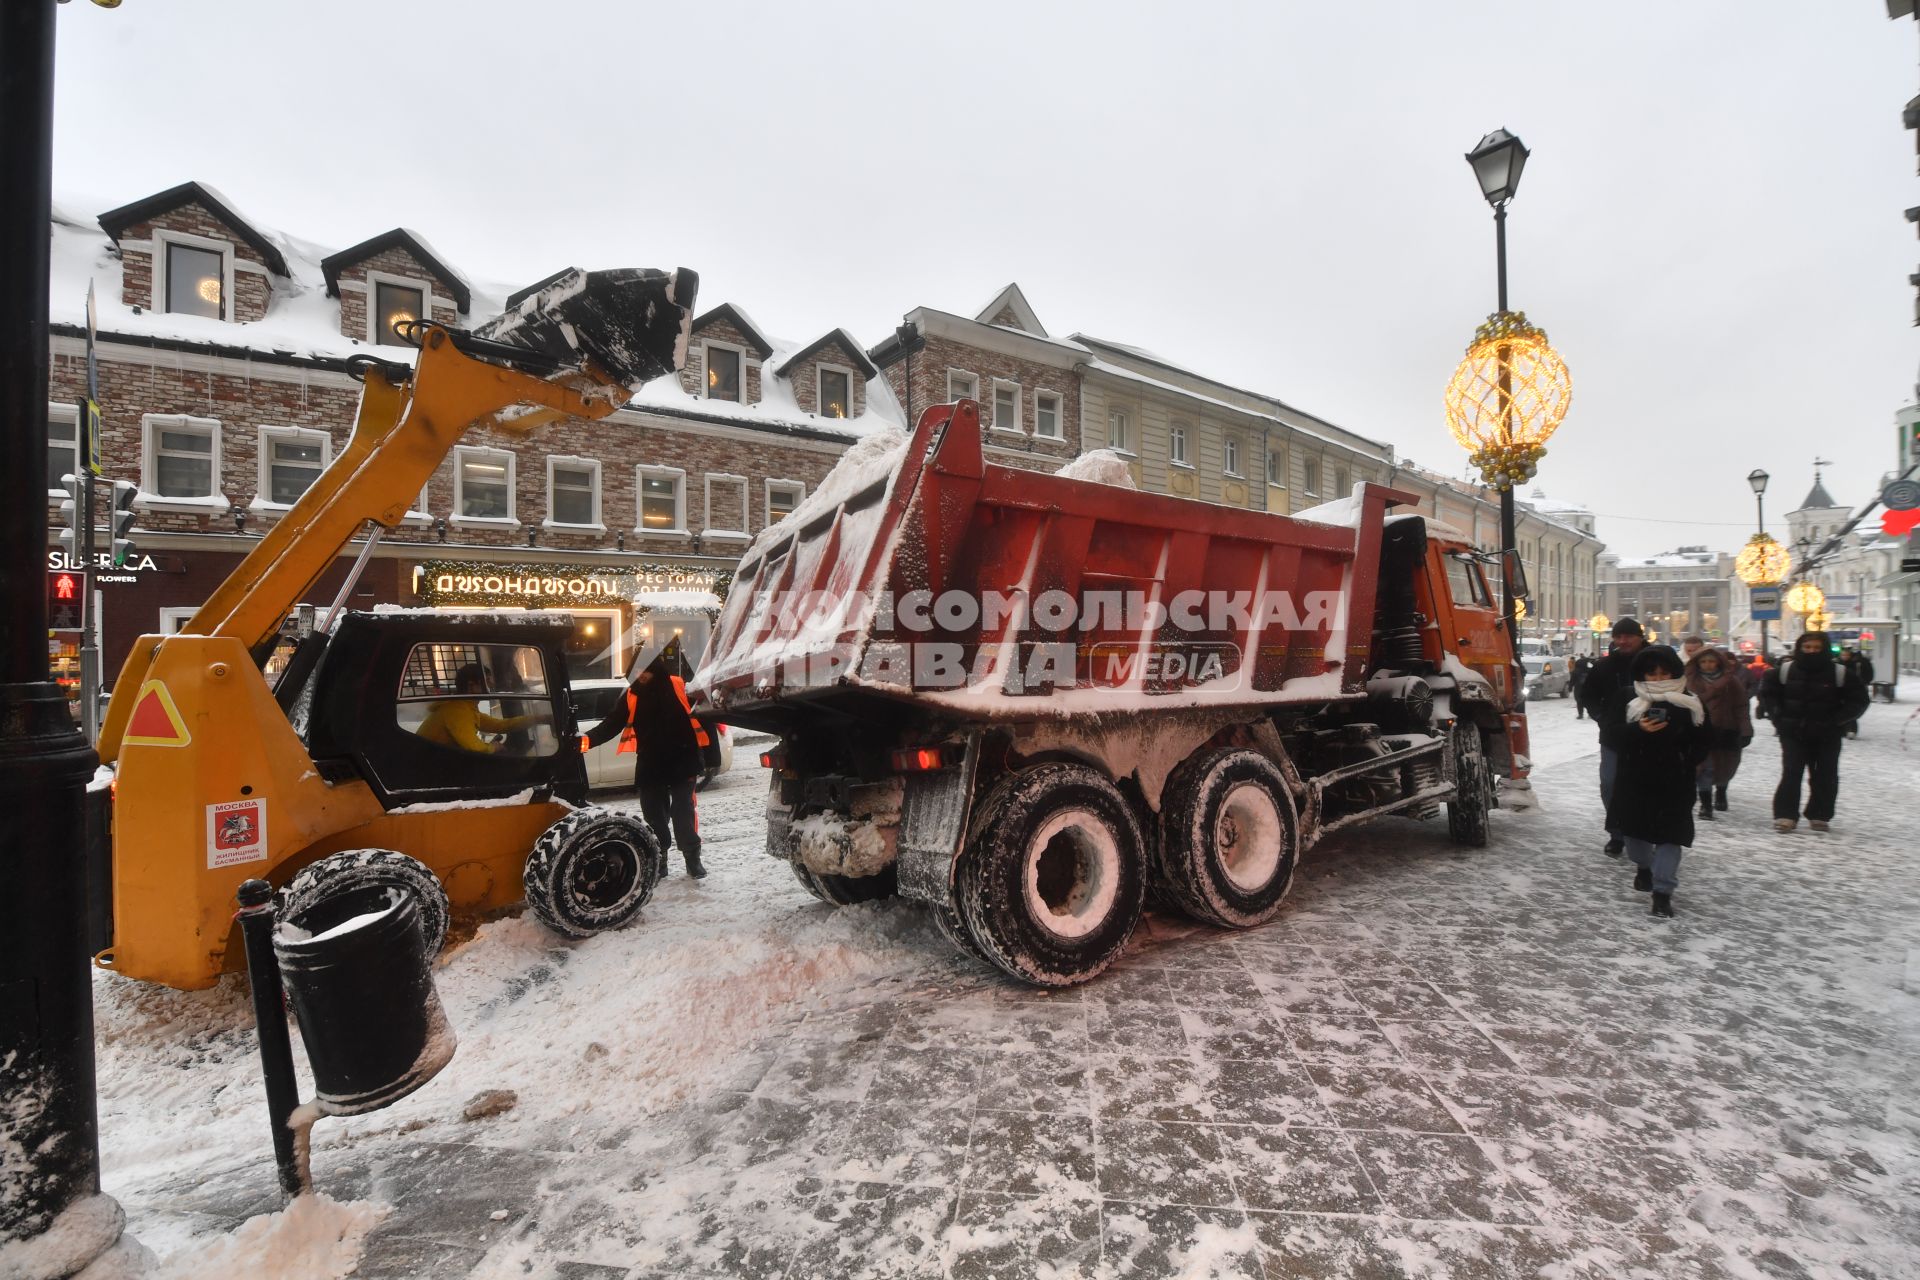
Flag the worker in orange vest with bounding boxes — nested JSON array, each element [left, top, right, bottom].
[[581, 642, 711, 877]]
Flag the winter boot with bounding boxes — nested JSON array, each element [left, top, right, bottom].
[[684, 850, 708, 879], [1650, 892, 1675, 919], [1604, 836, 1624, 858], [1809, 820, 1830, 833], [1697, 790, 1714, 820], [1633, 866, 1653, 892], [1773, 818, 1797, 833], [1714, 785, 1728, 812]]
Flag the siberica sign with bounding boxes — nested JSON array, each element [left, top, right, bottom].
[[47, 549, 160, 574]]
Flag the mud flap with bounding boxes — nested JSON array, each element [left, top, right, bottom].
[[476, 267, 698, 389], [893, 735, 979, 907]]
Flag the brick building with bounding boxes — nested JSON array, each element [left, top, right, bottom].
[[44, 182, 899, 697]]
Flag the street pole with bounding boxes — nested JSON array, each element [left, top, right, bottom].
[[0, 0, 123, 1268], [1494, 201, 1518, 630], [1755, 489, 1769, 662]]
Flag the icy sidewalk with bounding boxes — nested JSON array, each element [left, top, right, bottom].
[[91, 697, 1920, 1278]]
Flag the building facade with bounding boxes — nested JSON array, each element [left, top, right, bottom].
[[1599, 548, 1736, 648]]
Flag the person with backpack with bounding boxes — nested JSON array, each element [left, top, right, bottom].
[[1576, 618, 1647, 857], [1758, 631, 1870, 833], [1602, 644, 1713, 919], [1684, 646, 1752, 818], [1570, 654, 1594, 720]]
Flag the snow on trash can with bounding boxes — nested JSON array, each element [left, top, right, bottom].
[[273, 882, 455, 1116]]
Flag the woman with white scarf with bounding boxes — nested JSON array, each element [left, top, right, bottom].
[[1600, 645, 1713, 918]]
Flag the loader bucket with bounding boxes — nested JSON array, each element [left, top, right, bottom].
[[476, 266, 699, 390]]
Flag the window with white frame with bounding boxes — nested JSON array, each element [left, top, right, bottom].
[[766, 479, 804, 524], [1303, 457, 1320, 496], [817, 365, 852, 418], [157, 231, 230, 320], [704, 473, 749, 536], [546, 457, 601, 527], [48, 401, 80, 494], [991, 380, 1021, 433], [158, 607, 199, 635], [947, 370, 979, 403], [1034, 391, 1062, 440], [1169, 421, 1189, 466], [637, 465, 686, 532], [142, 414, 221, 500], [704, 344, 743, 402], [1110, 409, 1132, 454], [257, 426, 330, 507], [1223, 434, 1242, 477], [1266, 445, 1285, 487], [369, 273, 428, 346], [454, 447, 515, 521]]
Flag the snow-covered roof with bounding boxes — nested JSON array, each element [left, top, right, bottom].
[[97, 180, 290, 277], [972, 282, 1049, 337], [691, 303, 775, 359], [319, 227, 473, 313]]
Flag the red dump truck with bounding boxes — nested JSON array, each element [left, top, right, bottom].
[[692, 400, 1529, 987]]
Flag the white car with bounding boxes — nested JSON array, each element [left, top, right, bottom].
[[1520, 655, 1572, 701], [568, 677, 733, 790]]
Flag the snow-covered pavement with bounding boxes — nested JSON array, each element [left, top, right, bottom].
[[90, 698, 1920, 1278]]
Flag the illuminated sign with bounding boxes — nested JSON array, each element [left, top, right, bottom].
[[414, 560, 730, 607]]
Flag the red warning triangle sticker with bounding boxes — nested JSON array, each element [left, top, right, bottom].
[[123, 680, 191, 748]]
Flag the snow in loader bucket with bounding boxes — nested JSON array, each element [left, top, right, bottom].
[[473, 266, 698, 391]]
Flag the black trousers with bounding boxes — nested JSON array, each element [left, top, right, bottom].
[[640, 778, 700, 860], [1773, 735, 1842, 822]]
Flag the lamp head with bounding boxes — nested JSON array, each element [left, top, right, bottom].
[[1747, 468, 1769, 497], [1466, 128, 1530, 206]]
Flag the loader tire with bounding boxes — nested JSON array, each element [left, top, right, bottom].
[[524, 808, 663, 939], [789, 860, 898, 906], [957, 763, 1145, 988], [1156, 747, 1298, 930], [279, 850, 449, 957], [1447, 723, 1493, 848]]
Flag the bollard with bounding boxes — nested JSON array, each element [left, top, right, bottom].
[[234, 879, 310, 1199]]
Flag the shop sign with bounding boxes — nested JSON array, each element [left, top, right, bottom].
[[48, 548, 160, 576], [415, 559, 731, 607], [425, 570, 625, 602]]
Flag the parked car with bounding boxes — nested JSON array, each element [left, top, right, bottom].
[[569, 677, 733, 790], [1521, 654, 1571, 701]]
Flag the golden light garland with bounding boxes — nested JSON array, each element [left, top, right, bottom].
[[1589, 613, 1610, 633], [1783, 581, 1825, 615], [1734, 533, 1789, 587], [1804, 608, 1832, 633], [1514, 598, 1528, 621], [1444, 311, 1573, 490]]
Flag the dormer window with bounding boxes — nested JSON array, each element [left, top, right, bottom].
[[705, 345, 743, 402], [162, 238, 227, 320], [818, 367, 851, 418], [373, 279, 425, 346]]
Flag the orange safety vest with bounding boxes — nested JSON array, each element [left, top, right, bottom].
[[616, 673, 711, 754]]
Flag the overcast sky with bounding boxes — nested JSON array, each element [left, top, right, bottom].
[[49, 1, 1917, 556]]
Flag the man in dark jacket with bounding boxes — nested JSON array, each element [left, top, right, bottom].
[[582, 643, 711, 876], [1576, 618, 1647, 856], [1759, 631, 1870, 833], [1570, 654, 1594, 719]]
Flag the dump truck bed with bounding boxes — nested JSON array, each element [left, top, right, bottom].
[[695, 401, 1416, 730]]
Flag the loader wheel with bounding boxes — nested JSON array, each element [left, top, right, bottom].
[[1447, 722, 1493, 848], [279, 850, 450, 957], [1157, 747, 1298, 930], [789, 860, 898, 905], [524, 808, 663, 939], [957, 763, 1145, 988]]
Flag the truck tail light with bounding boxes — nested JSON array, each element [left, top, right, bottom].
[[891, 746, 950, 773], [760, 747, 788, 770]]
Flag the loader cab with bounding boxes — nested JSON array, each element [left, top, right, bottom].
[[297, 611, 588, 809]]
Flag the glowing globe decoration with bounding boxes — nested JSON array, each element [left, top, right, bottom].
[[1734, 533, 1789, 587], [1444, 311, 1573, 490], [1514, 598, 1528, 621], [1589, 613, 1610, 634], [1805, 608, 1833, 633], [1783, 581, 1825, 615], [195, 276, 222, 306]]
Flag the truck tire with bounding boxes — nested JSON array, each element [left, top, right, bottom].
[[957, 763, 1145, 987], [279, 849, 449, 956], [790, 860, 898, 905], [1447, 723, 1493, 848], [524, 808, 663, 939], [1156, 747, 1298, 929]]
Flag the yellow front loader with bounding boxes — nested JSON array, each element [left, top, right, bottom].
[[92, 268, 698, 990]]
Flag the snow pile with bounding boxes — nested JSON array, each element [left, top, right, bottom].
[[791, 812, 891, 878], [1054, 449, 1137, 489], [150, 1194, 387, 1280]]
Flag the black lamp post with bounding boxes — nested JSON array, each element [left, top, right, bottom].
[[1465, 127, 1532, 625], [1748, 468, 1771, 660]]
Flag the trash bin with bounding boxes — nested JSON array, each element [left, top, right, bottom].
[[273, 883, 456, 1116]]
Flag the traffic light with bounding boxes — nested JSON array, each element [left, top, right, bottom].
[[56, 473, 84, 558], [109, 480, 138, 568], [47, 569, 85, 631]]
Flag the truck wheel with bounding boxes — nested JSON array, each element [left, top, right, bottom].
[[1157, 747, 1298, 929], [790, 860, 898, 905], [280, 850, 449, 956], [1447, 723, 1493, 848], [524, 808, 663, 939], [957, 763, 1145, 987]]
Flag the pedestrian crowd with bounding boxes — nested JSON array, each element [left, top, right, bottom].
[[1571, 618, 1870, 920]]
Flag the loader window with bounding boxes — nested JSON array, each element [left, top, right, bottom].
[[396, 642, 559, 757]]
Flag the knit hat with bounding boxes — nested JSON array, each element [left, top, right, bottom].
[[1630, 644, 1684, 680], [1611, 617, 1645, 639]]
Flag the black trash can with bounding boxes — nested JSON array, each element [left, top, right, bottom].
[[273, 883, 455, 1116]]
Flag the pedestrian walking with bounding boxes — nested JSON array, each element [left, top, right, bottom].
[[1758, 632, 1870, 833], [1576, 618, 1646, 857], [581, 643, 712, 877], [1743, 655, 1770, 712], [1684, 646, 1752, 818], [1602, 644, 1712, 919], [1679, 634, 1707, 667], [1570, 654, 1594, 719], [1840, 648, 1875, 736]]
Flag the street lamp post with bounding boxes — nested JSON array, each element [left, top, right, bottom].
[[1471, 129, 1527, 623], [1749, 469, 1770, 660]]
